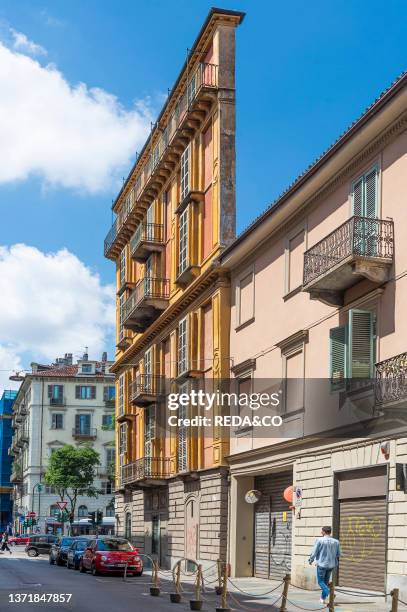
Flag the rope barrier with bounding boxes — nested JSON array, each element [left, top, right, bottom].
[[285, 598, 327, 611], [227, 576, 285, 597]]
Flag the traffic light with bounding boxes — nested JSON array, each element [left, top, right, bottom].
[[88, 511, 96, 524], [96, 510, 103, 525]]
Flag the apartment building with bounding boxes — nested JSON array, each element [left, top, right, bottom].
[[220, 73, 407, 597], [11, 353, 116, 534], [0, 390, 17, 531], [104, 8, 244, 566]]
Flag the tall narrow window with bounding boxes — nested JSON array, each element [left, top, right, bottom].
[[178, 208, 188, 275], [352, 167, 378, 218], [119, 423, 127, 467], [118, 374, 124, 416], [144, 348, 152, 392], [120, 247, 126, 288], [180, 145, 190, 201], [178, 317, 188, 376], [177, 383, 188, 472]]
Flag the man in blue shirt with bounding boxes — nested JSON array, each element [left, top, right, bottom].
[[309, 526, 341, 604]]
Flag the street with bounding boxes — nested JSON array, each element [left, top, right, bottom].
[[0, 548, 395, 612]]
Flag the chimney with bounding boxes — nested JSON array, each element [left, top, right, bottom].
[[102, 352, 107, 363], [83, 347, 89, 361], [65, 353, 73, 365]]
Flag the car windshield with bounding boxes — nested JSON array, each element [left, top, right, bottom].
[[61, 538, 74, 546], [96, 539, 133, 552], [76, 540, 91, 550]]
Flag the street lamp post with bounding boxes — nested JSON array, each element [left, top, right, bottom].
[[31, 483, 43, 533]]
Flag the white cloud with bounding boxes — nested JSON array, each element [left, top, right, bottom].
[[0, 244, 115, 390], [10, 28, 47, 56], [0, 36, 152, 193], [0, 345, 23, 392]]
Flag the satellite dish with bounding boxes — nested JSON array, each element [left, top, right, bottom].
[[9, 371, 25, 382], [245, 489, 262, 504]]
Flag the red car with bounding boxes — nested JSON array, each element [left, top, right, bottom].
[[9, 535, 31, 546], [79, 537, 143, 576]]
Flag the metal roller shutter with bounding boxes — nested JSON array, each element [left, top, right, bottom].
[[338, 497, 386, 592], [254, 472, 293, 580]]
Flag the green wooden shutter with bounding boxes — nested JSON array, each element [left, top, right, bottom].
[[364, 167, 378, 218], [330, 325, 348, 390], [75, 386, 80, 399], [349, 309, 374, 378], [352, 177, 364, 216], [47, 385, 53, 398]]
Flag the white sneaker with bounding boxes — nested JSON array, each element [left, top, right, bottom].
[[319, 597, 327, 604]]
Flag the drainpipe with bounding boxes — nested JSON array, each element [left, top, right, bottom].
[[39, 379, 44, 529]]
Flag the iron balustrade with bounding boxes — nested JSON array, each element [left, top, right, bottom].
[[50, 397, 65, 406], [375, 352, 407, 405], [123, 277, 170, 322], [72, 427, 97, 438], [129, 375, 165, 402], [104, 62, 218, 257], [303, 216, 394, 286], [130, 223, 164, 255], [121, 457, 172, 484]]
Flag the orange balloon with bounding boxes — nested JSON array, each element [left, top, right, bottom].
[[283, 485, 294, 504]]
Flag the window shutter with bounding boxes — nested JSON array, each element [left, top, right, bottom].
[[57, 385, 63, 398], [364, 167, 378, 218], [330, 325, 348, 390], [349, 309, 374, 378], [91, 386, 96, 400], [352, 177, 363, 216], [103, 386, 108, 401], [75, 386, 80, 399], [47, 385, 53, 398]]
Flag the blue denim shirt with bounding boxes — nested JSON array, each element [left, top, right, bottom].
[[309, 536, 341, 569]]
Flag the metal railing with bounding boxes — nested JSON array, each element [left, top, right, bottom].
[[123, 277, 170, 322], [129, 375, 165, 402], [375, 352, 407, 405], [130, 223, 164, 255], [104, 62, 218, 257], [303, 216, 394, 286], [121, 457, 172, 485], [50, 397, 65, 406], [72, 427, 97, 438]]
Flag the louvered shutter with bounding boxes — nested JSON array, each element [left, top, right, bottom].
[[90, 386, 96, 399], [75, 386, 80, 399], [352, 177, 364, 216], [48, 385, 53, 398], [330, 325, 348, 390], [364, 167, 378, 218], [349, 309, 374, 378], [103, 386, 108, 401]]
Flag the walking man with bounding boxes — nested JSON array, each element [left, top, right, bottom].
[[1, 531, 12, 554], [309, 526, 340, 604]]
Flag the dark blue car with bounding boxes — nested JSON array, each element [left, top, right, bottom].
[[66, 538, 94, 570]]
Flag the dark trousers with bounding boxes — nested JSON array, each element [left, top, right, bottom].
[[1, 542, 11, 552]]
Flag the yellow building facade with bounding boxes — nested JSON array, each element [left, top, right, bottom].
[[104, 8, 244, 566]]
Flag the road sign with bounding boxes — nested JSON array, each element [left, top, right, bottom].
[[56, 501, 68, 511], [26, 512, 36, 518]]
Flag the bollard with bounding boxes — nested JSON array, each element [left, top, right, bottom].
[[170, 561, 182, 603], [123, 561, 128, 582], [190, 564, 203, 610], [215, 562, 230, 612], [328, 582, 335, 612], [279, 573, 291, 612], [391, 588, 399, 612], [215, 558, 223, 595], [150, 560, 160, 597]]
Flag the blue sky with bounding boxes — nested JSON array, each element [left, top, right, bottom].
[[0, 0, 406, 387]]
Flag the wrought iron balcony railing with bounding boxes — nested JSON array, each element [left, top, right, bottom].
[[50, 397, 65, 406], [104, 62, 218, 259], [129, 375, 165, 405], [303, 216, 394, 287], [122, 277, 170, 330], [121, 457, 172, 485], [72, 427, 97, 439], [375, 352, 407, 405], [130, 223, 164, 262]]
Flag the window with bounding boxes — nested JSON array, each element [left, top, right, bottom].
[[102, 414, 114, 429], [236, 268, 254, 328], [105, 504, 115, 517], [178, 317, 188, 375], [103, 386, 115, 402], [177, 383, 188, 472], [100, 481, 113, 495], [78, 505, 88, 518], [119, 423, 127, 466], [50, 504, 59, 518], [180, 144, 190, 201], [81, 363, 93, 374], [125, 512, 132, 540], [120, 247, 127, 287], [51, 413, 64, 430], [106, 448, 115, 468], [118, 374, 124, 416], [178, 208, 188, 275], [352, 166, 378, 218], [119, 293, 126, 342], [330, 309, 375, 390], [285, 228, 305, 294], [48, 385, 64, 401], [75, 385, 96, 400], [144, 348, 152, 391]]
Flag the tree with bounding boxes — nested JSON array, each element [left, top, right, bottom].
[[44, 445, 100, 530]]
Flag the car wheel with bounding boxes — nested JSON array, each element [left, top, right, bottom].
[[91, 563, 100, 576], [79, 560, 86, 573], [56, 557, 64, 566], [27, 548, 38, 558]]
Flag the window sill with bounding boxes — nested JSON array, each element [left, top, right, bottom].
[[235, 317, 255, 332]]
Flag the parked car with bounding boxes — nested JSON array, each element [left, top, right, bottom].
[[25, 534, 59, 557], [79, 537, 143, 576], [49, 537, 75, 566], [9, 535, 30, 546], [66, 538, 94, 570]]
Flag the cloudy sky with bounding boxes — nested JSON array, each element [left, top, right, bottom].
[[0, 0, 406, 392]]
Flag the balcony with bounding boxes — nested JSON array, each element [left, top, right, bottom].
[[121, 457, 172, 487], [72, 427, 97, 440], [375, 352, 407, 407], [130, 223, 164, 263], [303, 216, 394, 306], [10, 467, 23, 484], [117, 329, 132, 351], [129, 375, 165, 406], [50, 397, 65, 407], [104, 62, 218, 261], [176, 259, 200, 287], [123, 277, 169, 332]]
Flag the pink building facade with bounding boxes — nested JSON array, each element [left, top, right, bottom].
[[221, 74, 407, 596]]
